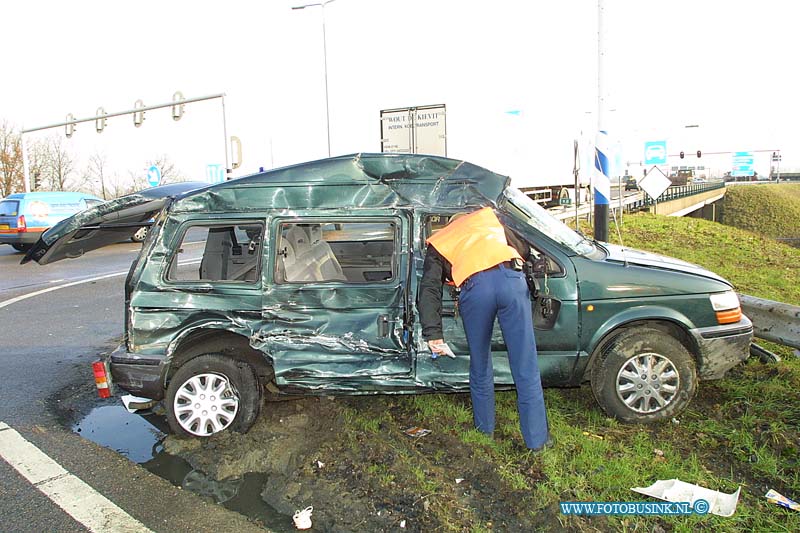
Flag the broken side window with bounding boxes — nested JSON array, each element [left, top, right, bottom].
[[167, 222, 264, 283], [275, 221, 396, 284]]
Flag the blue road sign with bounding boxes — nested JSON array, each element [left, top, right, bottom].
[[206, 164, 225, 183], [732, 151, 754, 177], [147, 165, 161, 187], [644, 141, 668, 165]]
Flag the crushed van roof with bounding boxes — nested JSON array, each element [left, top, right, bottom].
[[174, 153, 511, 212], [22, 153, 510, 265]]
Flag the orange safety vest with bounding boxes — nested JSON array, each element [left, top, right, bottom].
[[426, 207, 521, 287]]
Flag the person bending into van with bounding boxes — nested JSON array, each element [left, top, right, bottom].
[[418, 207, 551, 451]]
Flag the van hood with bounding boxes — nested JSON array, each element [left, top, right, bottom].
[[21, 182, 208, 265], [602, 242, 731, 286]]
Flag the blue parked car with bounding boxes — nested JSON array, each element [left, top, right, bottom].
[[0, 191, 103, 252]]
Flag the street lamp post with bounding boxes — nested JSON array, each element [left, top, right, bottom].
[[292, 0, 336, 158]]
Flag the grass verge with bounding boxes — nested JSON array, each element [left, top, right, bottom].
[[316, 212, 800, 531]]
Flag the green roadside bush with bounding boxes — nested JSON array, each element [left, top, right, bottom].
[[720, 184, 800, 240]]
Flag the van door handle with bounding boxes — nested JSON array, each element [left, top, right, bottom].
[[377, 314, 390, 338], [184, 286, 213, 293]]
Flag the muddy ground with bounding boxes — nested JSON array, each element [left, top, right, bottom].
[[162, 393, 553, 532], [51, 370, 556, 532], [51, 357, 800, 533]]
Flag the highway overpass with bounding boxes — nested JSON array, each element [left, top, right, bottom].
[[549, 182, 727, 221]]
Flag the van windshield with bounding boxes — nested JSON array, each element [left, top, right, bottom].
[[502, 187, 594, 255]]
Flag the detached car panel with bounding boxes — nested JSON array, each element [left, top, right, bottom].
[[21, 182, 208, 265], [25, 153, 753, 437]]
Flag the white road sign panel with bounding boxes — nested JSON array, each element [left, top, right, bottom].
[[639, 166, 672, 200]]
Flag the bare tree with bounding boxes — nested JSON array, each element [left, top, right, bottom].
[[102, 171, 130, 199], [126, 169, 149, 194], [86, 151, 109, 199], [0, 120, 24, 196], [44, 135, 76, 191], [27, 138, 49, 191]]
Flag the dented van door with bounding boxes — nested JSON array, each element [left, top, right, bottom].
[[261, 212, 413, 389]]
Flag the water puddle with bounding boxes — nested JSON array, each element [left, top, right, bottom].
[[73, 405, 294, 532], [72, 405, 166, 463]]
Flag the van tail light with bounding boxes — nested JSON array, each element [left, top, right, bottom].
[[716, 307, 742, 325], [92, 360, 112, 398], [17, 215, 27, 232]]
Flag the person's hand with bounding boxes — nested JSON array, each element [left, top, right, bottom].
[[428, 339, 446, 357]]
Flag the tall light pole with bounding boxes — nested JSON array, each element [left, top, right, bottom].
[[594, 0, 610, 242], [292, 0, 336, 158]]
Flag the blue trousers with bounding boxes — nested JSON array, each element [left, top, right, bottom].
[[458, 264, 550, 449]]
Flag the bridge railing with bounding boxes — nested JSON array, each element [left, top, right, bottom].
[[624, 182, 726, 211], [550, 182, 726, 221]]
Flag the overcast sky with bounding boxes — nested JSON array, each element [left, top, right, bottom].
[[2, 0, 798, 189]]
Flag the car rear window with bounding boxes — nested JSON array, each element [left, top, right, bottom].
[[0, 200, 19, 217]]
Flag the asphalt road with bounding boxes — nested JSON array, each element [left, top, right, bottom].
[[0, 243, 269, 533]]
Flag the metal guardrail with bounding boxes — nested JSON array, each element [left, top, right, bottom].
[[624, 182, 725, 211], [739, 294, 800, 350], [549, 182, 726, 221]]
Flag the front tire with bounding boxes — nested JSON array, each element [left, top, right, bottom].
[[11, 243, 32, 252], [165, 354, 261, 437], [591, 327, 697, 423]]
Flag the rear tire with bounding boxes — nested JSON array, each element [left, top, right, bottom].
[[591, 327, 697, 423], [165, 354, 261, 438], [11, 243, 31, 252]]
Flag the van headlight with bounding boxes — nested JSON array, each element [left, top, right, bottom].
[[710, 291, 742, 324]]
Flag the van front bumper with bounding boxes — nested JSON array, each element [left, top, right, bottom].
[[691, 316, 754, 380], [109, 345, 166, 400]]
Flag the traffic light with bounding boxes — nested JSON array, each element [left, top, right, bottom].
[[697, 150, 702, 158], [679, 151, 684, 159], [133, 99, 145, 127], [172, 91, 185, 121], [95, 107, 107, 133], [65, 113, 75, 138]]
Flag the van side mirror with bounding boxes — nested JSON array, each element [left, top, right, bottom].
[[533, 257, 549, 274]]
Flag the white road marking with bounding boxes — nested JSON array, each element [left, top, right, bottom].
[[0, 259, 202, 310], [0, 421, 153, 533], [0, 271, 129, 310]]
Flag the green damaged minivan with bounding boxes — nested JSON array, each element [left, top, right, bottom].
[[23, 154, 752, 437]]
